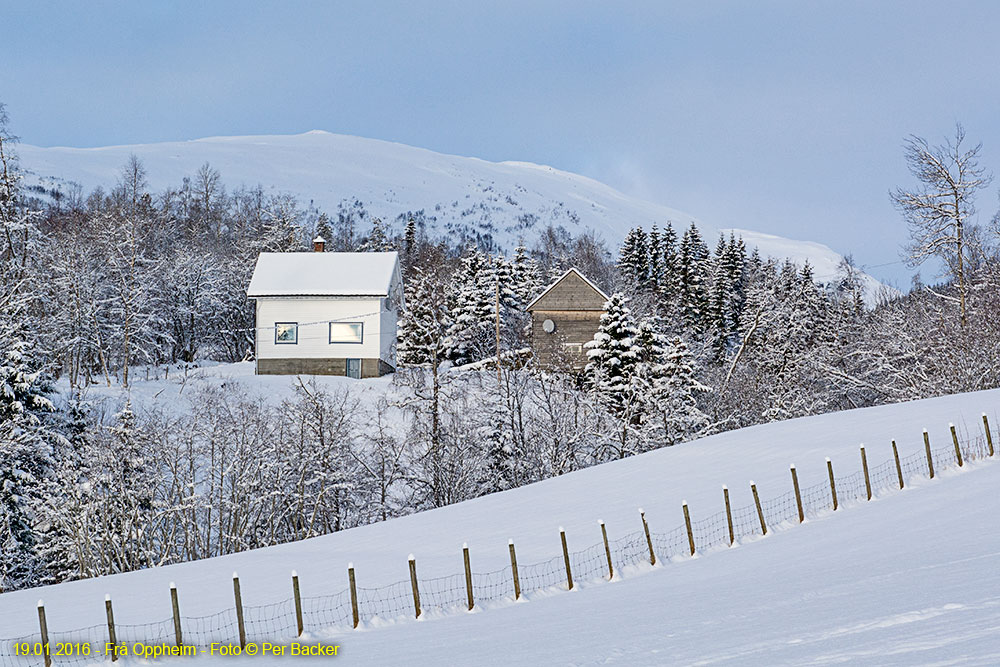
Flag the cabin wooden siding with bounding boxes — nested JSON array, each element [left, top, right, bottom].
[[527, 269, 608, 368], [528, 271, 607, 311]]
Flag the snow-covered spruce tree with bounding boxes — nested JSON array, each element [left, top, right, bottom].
[[404, 217, 417, 255], [0, 326, 60, 592], [357, 217, 394, 252], [647, 224, 663, 291], [678, 223, 710, 331], [658, 222, 679, 301], [648, 334, 711, 447], [313, 213, 334, 250], [477, 399, 520, 494], [444, 251, 520, 365], [397, 267, 451, 367], [512, 240, 545, 307], [618, 227, 650, 288], [585, 293, 646, 459]]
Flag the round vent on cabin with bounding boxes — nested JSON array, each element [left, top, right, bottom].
[[542, 319, 556, 333]]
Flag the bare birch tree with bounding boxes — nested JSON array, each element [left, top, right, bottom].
[[891, 124, 991, 325]]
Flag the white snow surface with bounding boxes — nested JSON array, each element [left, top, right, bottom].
[[17, 131, 887, 300], [246, 252, 398, 297], [1, 365, 998, 664]]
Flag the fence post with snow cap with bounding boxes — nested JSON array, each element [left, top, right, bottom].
[[860, 445, 871, 501], [984, 414, 995, 457], [892, 441, 904, 489], [233, 572, 246, 649], [408, 555, 421, 619], [723, 485, 734, 545], [508, 540, 521, 600], [560, 527, 574, 590], [37, 600, 51, 667], [950, 423, 964, 466], [751, 481, 767, 535], [599, 520, 613, 580], [170, 583, 183, 646], [105, 594, 118, 662], [292, 571, 303, 636], [463, 544, 474, 611], [348, 564, 359, 628], [924, 430, 935, 478], [683, 502, 695, 556], [790, 465, 804, 522], [826, 458, 838, 510], [639, 509, 656, 565]]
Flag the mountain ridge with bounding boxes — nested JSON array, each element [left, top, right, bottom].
[[16, 130, 887, 298]]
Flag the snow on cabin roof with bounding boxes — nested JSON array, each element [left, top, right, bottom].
[[246, 252, 399, 297]]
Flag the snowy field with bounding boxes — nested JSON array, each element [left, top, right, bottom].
[[1, 376, 998, 665]]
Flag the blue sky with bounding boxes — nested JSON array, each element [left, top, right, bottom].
[[4, 1, 1000, 287]]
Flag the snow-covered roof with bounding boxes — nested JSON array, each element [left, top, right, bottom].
[[247, 252, 399, 297], [525, 268, 609, 311]]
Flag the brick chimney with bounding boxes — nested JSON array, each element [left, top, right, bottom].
[[313, 236, 326, 252]]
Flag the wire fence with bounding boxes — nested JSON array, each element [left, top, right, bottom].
[[1, 421, 995, 665]]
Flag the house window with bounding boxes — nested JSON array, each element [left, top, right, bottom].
[[275, 322, 298, 344], [346, 358, 361, 379], [563, 342, 584, 354], [329, 322, 363, 344]]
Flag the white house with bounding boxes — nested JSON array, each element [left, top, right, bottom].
[[246, 243, 404, 378]]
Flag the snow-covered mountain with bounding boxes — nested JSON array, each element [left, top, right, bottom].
[[17, 131, 885, 296]]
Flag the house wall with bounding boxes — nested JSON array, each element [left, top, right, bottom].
[[530, 310, 602, 368], [255, 297, 396, 366]]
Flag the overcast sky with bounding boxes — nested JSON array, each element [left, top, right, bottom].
[[4, 0, 999, 287]]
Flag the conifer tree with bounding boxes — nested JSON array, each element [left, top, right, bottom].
[[313, 213, 334, 250], [678, 223, 710, 331], [618, 227, 650, 288], [648, 224, 663, 290], [358, 217, 394, 252]]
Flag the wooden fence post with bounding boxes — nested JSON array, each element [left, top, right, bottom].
[[984, 414, 995, 457], [408, 555, 421, 619], [291, 571, 303, 637], [37, 600, 51, 667], [790, 465, 804, 523], [983, 412, 993, 456], [682, 502, 696, 556], [639, 509, 656, 565], [170, 583, 183, 647], [232, 572, 246, 649], [508, 540, 521, 600], [751, 481, 767, 536], [347, 564, 359, 629], [860, 445, 872, 501], [950, 423, 964, 467], [105, 594, 118, 662], [560, 527, 574, 590], [463, 543, 474, 611], [826, 458, 838, 510], [599, 520, 613, 580], [892, 441, 904, 489], [723, 485, 734, 546], [923, 429, 935, 479]]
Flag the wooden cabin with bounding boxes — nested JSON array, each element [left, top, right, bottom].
[[526, 268, 608, 368]]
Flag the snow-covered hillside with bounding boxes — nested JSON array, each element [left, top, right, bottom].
[[17, 132, 885, 296], [1, 370, 997, 664]]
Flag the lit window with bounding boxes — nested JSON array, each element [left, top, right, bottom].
[[275, 322, 298, 344], [330, 322, 363, 344]]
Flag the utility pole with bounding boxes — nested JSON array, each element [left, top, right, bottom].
[[495, 275, 502, 386]]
